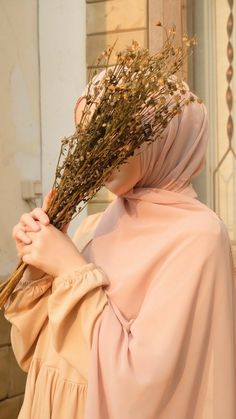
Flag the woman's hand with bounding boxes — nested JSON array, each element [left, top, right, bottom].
[[20, 223, 87, 278], [12, 190, 55, 279], [12, 190, 87, 278]]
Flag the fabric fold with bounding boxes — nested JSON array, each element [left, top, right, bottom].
[[83, 215, 236, 419]]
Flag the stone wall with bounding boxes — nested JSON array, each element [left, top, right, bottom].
[[0, 279, 27, 418]]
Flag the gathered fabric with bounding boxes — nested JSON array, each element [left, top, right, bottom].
[[3, 261, 109, 419], [20, 358, 87, 419]]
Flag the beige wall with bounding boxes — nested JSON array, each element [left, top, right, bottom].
[[38, 0, 88, 236], [148, 0, 187, 54], [0, 2, 41, 416], [0, 0, 88, 280], [0, 0, 41, 276], [87, 0, 147, 68]]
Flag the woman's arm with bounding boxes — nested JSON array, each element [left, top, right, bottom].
[[3, 213, 108, 374], [3, 270, 53, 371], [48, 262, 109, 380]]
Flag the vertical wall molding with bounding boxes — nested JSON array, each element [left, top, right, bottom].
[[212, 0, 236, 216], [201, 0, 218, 209], [187, 0, 218, 206], [188, 0, 236, 241]]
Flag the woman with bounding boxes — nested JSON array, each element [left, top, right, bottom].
[[4, 80, 236, 419]]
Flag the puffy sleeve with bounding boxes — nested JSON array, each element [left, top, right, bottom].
[[3, 214, 109, 372], [48, 263, 109, 380], [83, 220, 236, 419], [3, 268, 53, 371]]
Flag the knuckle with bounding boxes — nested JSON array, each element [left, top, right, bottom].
[[15, 231, 20, 241], [18, 230, 25, 240], [22, 254, 29, 264], [21, 214, 29, 224], [32, 207, 40, 214], [13, 228, 22, 241], [21, 212, 28, 220]]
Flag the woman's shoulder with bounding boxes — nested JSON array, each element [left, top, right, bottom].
[[196, 207, 228, 236], [72, 212, 104, 250], [187, 207, 231, 255], [193, 208, 225, 234]]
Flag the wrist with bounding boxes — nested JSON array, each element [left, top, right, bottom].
[[55, 253, 88, 278]]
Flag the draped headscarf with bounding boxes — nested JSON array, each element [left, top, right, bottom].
[[74, 78, 236, 419], [82, 82, 210, 321]]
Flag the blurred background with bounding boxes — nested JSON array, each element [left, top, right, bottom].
[[0, 0, 235, 417]]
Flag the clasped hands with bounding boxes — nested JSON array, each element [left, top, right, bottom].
[[12, 190, 88, 278]]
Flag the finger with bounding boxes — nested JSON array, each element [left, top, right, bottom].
[[21, 245, 39, 268], [12, 223, 32, 239], [19, 221, 42, 235], [20, 213, 41, 231], [23, 224, 38, 233], [15, 228, 32, 244], [21, 243, 33, 255], [30, 207, 50, 225], [12, 224, 21, 239], [22, 253, 33, 265], [42, 189, 57, 212]]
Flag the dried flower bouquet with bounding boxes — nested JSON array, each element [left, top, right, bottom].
[[0, 24, 201, 309]]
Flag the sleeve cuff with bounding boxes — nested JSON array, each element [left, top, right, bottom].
[[52, 262, 110, 291]]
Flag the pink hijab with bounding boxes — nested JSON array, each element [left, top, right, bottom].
[[83, 85, 208, 321], [77, 82, 236, 418]]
